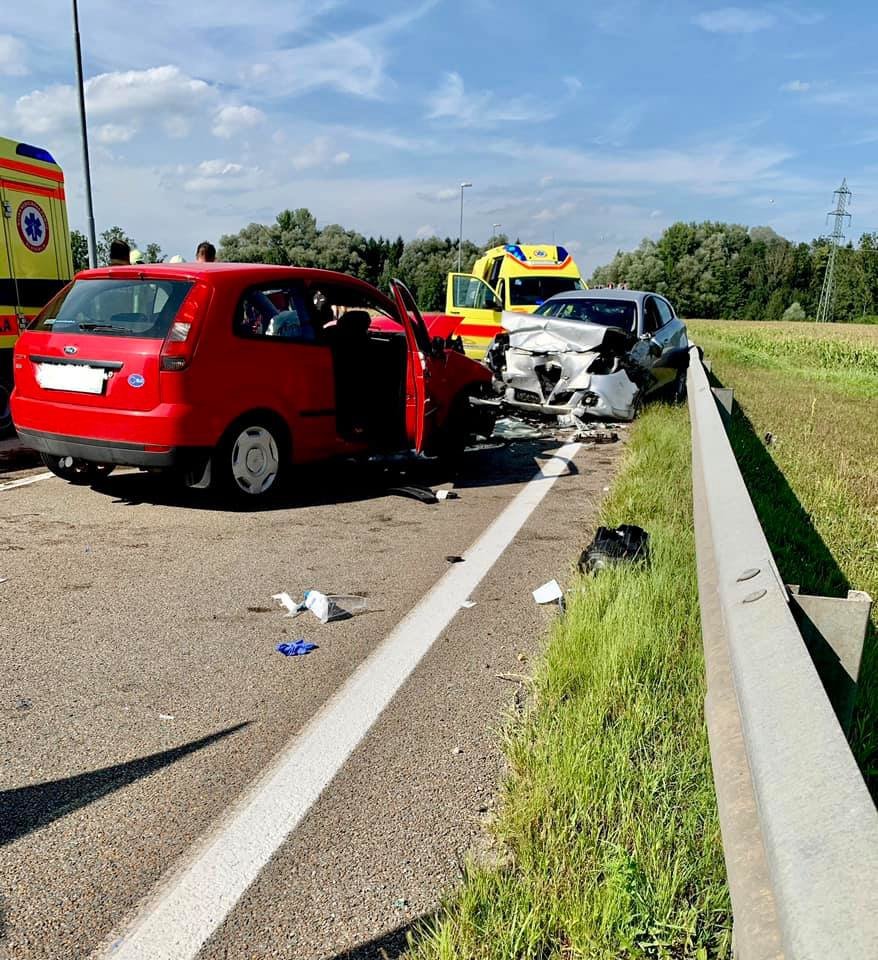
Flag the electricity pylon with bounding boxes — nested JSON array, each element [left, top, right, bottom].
[[815, 179, 852, 323]]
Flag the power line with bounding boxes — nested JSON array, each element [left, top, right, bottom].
[[815, 179, 852, 323]]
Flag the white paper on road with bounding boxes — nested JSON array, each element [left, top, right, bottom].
[[532, 579, 563, 604]]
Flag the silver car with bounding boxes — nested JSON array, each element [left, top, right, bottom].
[[485, 289, 689, 422]]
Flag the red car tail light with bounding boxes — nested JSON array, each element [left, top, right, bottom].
[[160, 282, 210, 371]]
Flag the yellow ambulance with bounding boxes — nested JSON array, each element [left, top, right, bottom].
[[444, 243, 585, 359], [1, 136, 73, 433]]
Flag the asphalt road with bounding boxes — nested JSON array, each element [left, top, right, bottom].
[[0, 435, 623, 960]]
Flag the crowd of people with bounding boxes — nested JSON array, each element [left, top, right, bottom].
[[107, 240, 217, 266]]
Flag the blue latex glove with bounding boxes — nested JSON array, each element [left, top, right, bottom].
[[276, 640, 318, 657]]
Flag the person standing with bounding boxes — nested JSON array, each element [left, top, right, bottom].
[[195, 241, 216, 262], [108, 239, 130, 265]]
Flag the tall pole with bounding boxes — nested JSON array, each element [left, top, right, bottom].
[[815, 179, 852, 323], [491, 223, 501, 247], [457, 181, 471, 272], [72, 0, 98, 268]]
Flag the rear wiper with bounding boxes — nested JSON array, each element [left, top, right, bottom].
[[77, 322, 135, 334]]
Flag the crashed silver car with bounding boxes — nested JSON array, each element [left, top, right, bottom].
[[484, 289, 689, 422]]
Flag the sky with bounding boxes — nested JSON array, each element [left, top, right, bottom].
[[2, 1, 877, 271]]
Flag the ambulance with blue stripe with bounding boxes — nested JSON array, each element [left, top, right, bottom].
[[0, 136, 73, 434], [444, 243, 585, 359]]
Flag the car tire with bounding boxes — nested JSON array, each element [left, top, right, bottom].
[[432, 390, 476, 466], [216, 418, 287, 500], [40, 453, 115, 485], [0, 380, 13, 438], [670, 368, 687, 405]]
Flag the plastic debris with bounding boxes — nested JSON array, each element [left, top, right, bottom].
[[388, 485, 438, 504], [461, 599, 477, 609], [0, 577, 8, 585], [276, 640, 318, 657], [578, 430, 619, 444], [436, 489, 459, 501], [492, 417, 546, 440], [579, 525, 650, 574], [272, 592, 303, 616], [273, 590, 369, 623], [393, 898, 409, 910], [452, 746, 463, 755], [533, 579, 563, 605], [445, 555, 465, 564], [764, 432, 775, 446], [158, 714, 175, 720]]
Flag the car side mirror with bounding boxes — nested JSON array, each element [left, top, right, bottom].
[[431, 335, 447, 359], [486, 296, 502, 311]]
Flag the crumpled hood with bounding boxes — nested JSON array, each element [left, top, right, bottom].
[[500, 311, 620, 354]]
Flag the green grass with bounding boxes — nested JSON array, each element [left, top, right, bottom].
[[407, 405, 731, 960], [689, 320, 878, 795]]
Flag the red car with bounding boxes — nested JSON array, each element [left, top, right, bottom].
[[11, 264, 494, 499]]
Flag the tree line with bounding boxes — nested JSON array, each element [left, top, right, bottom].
[[72, 210, 876, 321], [590, 221, 878, 322]]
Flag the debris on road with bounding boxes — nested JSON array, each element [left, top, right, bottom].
[[0, 577, 8, 585], [451, 746, 463, 755], [392, 898, 409, 910], [492, 417, 547, 440], [764, 431, 776, 446], [276, 640, 318, 657], [273, 590, 369, 623], [533, 579, 563, 605], [272, 592, 303, 616], [158, 714, 175, 720], [436, 489, 459, 501], [578, 430, 619, 445], [460, 599, 477, 609], [445, 555, 465, 564], [388, 485, 438, 504], [579, 524, 650, 574]]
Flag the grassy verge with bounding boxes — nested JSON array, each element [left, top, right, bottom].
[[407, 404, 731, 960], [688, 320, 878, 795]]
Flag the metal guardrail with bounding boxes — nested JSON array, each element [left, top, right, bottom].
[[687, 346, 878, 959]]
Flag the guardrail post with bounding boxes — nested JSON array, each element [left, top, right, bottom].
[[787, 586, 873, 733]]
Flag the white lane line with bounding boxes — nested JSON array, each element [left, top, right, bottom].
[[94, 442, 581, 960], [0, 471, 54, 491]]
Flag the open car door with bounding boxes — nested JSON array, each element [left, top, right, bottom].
[[391, 278, 438, 453], [444, 273, 503, 359]]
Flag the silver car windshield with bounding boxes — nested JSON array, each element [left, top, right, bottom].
[[535, 297, 636, 334]]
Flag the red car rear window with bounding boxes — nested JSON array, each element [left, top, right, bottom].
[[30, 278, 194, 340]]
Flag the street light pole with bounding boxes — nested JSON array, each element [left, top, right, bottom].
[[72, 0, 98, 268], [491, 223, 501, 246], [457, 181, 472, 273]]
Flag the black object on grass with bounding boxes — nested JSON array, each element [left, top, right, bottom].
[[578, 525, 650, 574]]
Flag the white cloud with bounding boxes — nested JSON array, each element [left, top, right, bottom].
[[333, 151, 351, 166], [693, 7, 776, 33], [0, 33, 28, 76], [244, 3, 438, 101], [14, 65, 217, 138], [416, 187, 458, 203], [781, 80, 810, 92], [416, 224, 438, 238], [197, 160, 245, 176], [182, 160, 260, 193], [563, 76, 582, 95], [97, 123, 137, 144], [649, 209, 662, 218], [427, 72, 551, 127], [291, 136, 350, 171], [212, 104, 265, 139]]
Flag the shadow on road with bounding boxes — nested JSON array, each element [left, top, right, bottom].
[[325, 914, 435, 960], [0, 722, 250, 847], [707, 368, 877, 798], [89, 439, 577, 513]]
